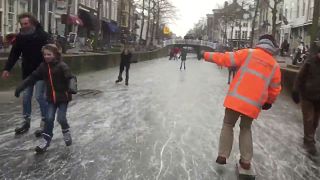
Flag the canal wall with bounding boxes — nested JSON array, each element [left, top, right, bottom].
[[0, 47, 169, 90]]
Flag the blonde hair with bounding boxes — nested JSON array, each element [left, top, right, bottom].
[[42, 44, 62, 60]]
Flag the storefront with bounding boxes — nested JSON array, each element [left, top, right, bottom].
[[102, 20, 120, 45], [78, 8, 98, 38]]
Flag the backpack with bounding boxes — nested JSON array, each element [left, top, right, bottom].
[[68, 75, 78, 94]]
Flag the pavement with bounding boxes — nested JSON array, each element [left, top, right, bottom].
[[0, 55, 319, 180]]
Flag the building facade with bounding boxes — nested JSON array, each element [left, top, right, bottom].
[[280, 0, 315, 50], [209, 0, 253, 48], [0, 0, 138, 48]]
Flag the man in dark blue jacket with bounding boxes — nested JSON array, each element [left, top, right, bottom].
[[1, 13, 50, 136]]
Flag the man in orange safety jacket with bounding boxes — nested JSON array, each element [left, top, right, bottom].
[[203, 34, 282, 170]]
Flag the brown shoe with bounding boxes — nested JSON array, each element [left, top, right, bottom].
[[239, 159, 251, 170], [216, 156, 226, 165]]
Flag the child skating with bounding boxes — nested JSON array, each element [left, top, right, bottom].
[[15, 44, 74, 153]]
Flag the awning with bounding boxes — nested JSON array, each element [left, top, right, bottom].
[[68, 15, 83, 26], [61, 14, 83, 26], [105, 21, 119, 33], [78, 9, 97, 30]]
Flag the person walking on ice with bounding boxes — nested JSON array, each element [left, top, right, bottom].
[[202, 34, 282, 170], [180, 47, 187, 70], [2, 13, 50, 137], [292, 46, 320, 155], [14, 44, 74, 153], [115, 45, 132, 86]]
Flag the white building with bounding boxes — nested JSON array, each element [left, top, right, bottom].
[[280, 0, 314, 49], [223, 0, 254, 48], [1, 0, 31, 35], [136, 16, 147, 42]]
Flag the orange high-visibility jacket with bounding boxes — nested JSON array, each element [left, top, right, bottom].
[[204, 48, 281, 119]]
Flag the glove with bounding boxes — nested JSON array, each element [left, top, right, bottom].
[[14, 86, 23, 98], [262, 103, 272, 110], [291, 91, 300, 104], [200, 50, 205, 59]]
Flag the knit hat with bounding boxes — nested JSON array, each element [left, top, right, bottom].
[[259, 34, 278, 48]]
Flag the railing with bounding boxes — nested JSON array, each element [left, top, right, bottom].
[[163, 39, 217, 49]]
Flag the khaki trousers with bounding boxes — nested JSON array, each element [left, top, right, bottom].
[[218, 108, 253, 163], [301, 98, 320, 145]]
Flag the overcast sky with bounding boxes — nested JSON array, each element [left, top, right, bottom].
[[169, 0, 222, 37]]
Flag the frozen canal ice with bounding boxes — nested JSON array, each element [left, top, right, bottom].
[[0, 55, 319, 179]]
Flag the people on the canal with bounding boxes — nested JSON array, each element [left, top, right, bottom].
[[227, 67, 237, 84], [115, 45, 132, 86], [173, 47, 180, 60], [180, 47, 187, 70], [202, 34, 282, 170], [14, 44, 73, 153], [1, 13, 50, 137], [292, 46, 320, 155], [169, 48, 174, 60]]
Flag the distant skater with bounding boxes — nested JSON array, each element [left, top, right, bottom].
[[180, 48, 187, 70], [115, 45, 132, 86]]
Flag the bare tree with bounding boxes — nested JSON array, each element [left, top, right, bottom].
[[64, 0, 72, 37], [261, 0, 282, 37], [94, 0, 103, 50], [135, 0, 176, 44], [139, 0, 145, 43], [150, 0, 157, 45], [270, 0, 281, 37], [145, 0, 151, 44], [250, 0, 260, 47]]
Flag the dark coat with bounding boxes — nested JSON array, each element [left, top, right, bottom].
[[293, 55, 320, 101], [4, 24, 50, 79], [120, 51, 132, 65], [181, 48, 187, 60], [17, 60, 73, 104]]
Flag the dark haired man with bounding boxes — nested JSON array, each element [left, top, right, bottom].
[[2, 13, 50, 136], [292, 46, 320, 155]]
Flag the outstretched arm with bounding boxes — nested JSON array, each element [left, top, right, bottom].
[[203, 49, 248, 68]]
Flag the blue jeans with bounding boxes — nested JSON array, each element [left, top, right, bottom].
[[43, 102, 70, 138], [22, 80, 47, 122]]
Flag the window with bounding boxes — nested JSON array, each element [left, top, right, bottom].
[[8, 0, 15, 32], [0, 0, 2, 9], [102, 0, 106, 18], [106, 0, 110, 19], [302, 0, 305, 16], [285, 8, 288, 19], [112, 1, 117, 21], [85, 0, 90, 7], [235, 31, 240, 39], [296, 0, 299, 18], [309, 5, 313, 20], [90, 0, 95, 8], [242, 31, 247, 39], [21, 2, 27, 13], [243, 23, 248, 27]]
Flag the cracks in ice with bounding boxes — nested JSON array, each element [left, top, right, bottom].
[[156, 133, 172, 180]]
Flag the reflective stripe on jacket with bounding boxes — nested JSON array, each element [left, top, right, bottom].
[[204, 48, 282, 119]]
